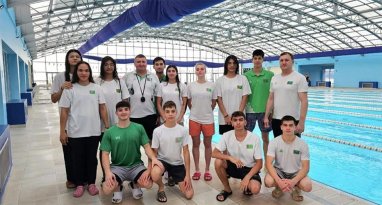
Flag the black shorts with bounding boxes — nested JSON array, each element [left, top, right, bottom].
[[219, 124, 234, 135], [226, 161, 262, 184], [131, 114, 158, 140], [160, 160, 186, 183]]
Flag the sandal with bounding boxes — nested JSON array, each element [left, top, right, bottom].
[[129, 182, 143, 199], [243, 188, 253, 196], [271, 187, 283, 199], [157, 191, 167, 203], [112, 191, 123, 204], [192, 172, 201, 180], [88, 184, 99, 196], [291, 187, 304, 202], [216, 190, 232, 202], [204, 172, 212, 181]]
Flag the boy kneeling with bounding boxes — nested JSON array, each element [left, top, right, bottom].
[[212, 111, 263, 202], [265, 115, 312, 201]]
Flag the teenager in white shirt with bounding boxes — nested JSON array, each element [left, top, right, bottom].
[[95, 56, 130, 181], [157, 65, 187, 124], [187, 63, 217, 181], [151, 101, 194, 202], [216, 55, 251, 135], [212, 111, 262, 202], [50, 49, 82, 189], [59, 61, 109, 198]]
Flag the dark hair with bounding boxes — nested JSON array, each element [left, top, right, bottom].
[[71, 61, 95, 84], [116, 100, 130, 110], [224, 55, 239, 75], [280, 115, 298, 126], [164, 65, 181, 99], [153, 57, 165, 65], [65, 49, 82, 81], [280, 52, 294, 61], [100, 56, 118, 80], [163, 100, 176, 110], [135, 54, 146, 59], [231, 111, 246, 119], [252, 49, 264, 58]]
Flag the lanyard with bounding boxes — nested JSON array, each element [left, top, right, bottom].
[[135, 74, 147, 97]]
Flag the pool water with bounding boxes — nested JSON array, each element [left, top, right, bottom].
[[185, 88, 382, 204]]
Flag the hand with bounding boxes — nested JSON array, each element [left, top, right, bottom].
[[152, 158, 164, 172], [224, 115, 231, 125], [263, 117, 270, 128], [105, 172, 116, 188], [276, 179, 289, 192], [229, 157, 244, 168], [183, 175, 192, 190], [137, 170, 151, 185], [60, 132, 68, 145], [61, 81, 73, 90], [285, 179, 297, 191], [240, 175, 251, 191], [296, 121, 305, 134]]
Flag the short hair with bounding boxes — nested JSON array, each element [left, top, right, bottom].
[[280, 115, 298, 126], [280, 52, 294, 61], [115, 100, 130, 110], [231, 111, 246, 119], [163, 100, 176, 110], [194, 62, 207, 71], [135, 54, 146, 59], [223, 55, 239, 75], [252, 49, 264, 58], [153, 57, 165, 64]]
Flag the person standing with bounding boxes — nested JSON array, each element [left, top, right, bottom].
[[153, 56, 166, 82]]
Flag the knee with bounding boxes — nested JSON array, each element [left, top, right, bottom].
[[214, 159, 224, 169], [192, 139, 200, 148], [140, 179, 153, 189], [150, 166, 163, 182], [184, 189, 194, 200], [299, 177, 312, 192], [264, 174, 275, 188], [102, 182, 116, 195], [250, 181, 261, 194], [203, 140, 212, 149]]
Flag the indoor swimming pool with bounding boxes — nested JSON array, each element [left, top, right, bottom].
[[186, 88, 382, 204]]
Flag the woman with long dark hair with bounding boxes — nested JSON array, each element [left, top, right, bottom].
[[59, 61, 109, 197], [50, 49, 82, 189]]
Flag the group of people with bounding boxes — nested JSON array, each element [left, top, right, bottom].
[[50, 48, 312, 203]]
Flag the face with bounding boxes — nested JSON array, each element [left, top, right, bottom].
[[166, 67, 177, 80], [279, 54, 293, 71], [227, 59, 237, 73], [77, 63, 90, 83], [252, 55, 263, 69], [68, 52, 81, 66], [231, 116, 246, 130], [134, 57, 147, 72], [164, 106, 177, 122], [195, 65, 206, 77], [104, 60, 115, 74], [154, 60, 165, 74], [116, 107, 130, 121], [281, 120, 296, 135]]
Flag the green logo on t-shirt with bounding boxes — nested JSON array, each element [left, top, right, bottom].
[[89, 90, 95, 94], [206, 88, 212, 92], [293, 150, 300, 154], [176, 137, 183, 143], [246, 144, 253, 149], [287, 81, 293, 85], [263, 79, 269, 83], [237, 85, 243, 89], [116, 89, 121, 93]]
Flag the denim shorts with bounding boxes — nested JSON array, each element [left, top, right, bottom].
[[246, 113, 272, 132]]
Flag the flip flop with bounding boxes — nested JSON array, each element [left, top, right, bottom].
[[291, 187, 304, 201], [157, 191, 167, 203], [129, 182, 143, 199], [204, 172, 212, 181], [192, 172, 201, 180], [216, 190, 232, 202]]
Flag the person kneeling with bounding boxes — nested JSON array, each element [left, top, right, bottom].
[[100, 101, 163, 204], [265, 115, 312, 202], [151, 101, 194, 203], [212, 111, 262, 202]]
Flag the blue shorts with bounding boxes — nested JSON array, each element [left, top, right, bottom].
[[246, 113, 272, 133]]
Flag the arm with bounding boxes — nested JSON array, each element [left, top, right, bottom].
[[264, 92, 274, 128], [296, 92, 308, 133], [143, 143, 164, 171], [266, 155, 288, 191], [211, 99, 217, 110], [156, 96, 165, 121], [217, 96, 231, 125], [99, 103, 110, 129], [102, 151, 117, 187], [288, 160, 310, 188], [240, 159, 263, 191], [212, 148, 244, 168], [183, 145, 192, 189], [177, 97, 188, 123], [239, 95, 248, 112], [59, 107, 69, 145], [187, 98, 192, 109], [51, 81, 72, 103]]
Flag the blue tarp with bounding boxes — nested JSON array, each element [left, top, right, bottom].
[[78, 0, 225, 54]]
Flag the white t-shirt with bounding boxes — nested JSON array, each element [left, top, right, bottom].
[[157, 82, 187, 122], [151, 124, 189, 165], [216, 75, 251, 125], [123, 71, 159, 118], [59, 83, 106, 138], [270, 71, 308, 119], [216, 130, 262, 167], [95, 78, 130, 128], [267, 136, 310, 174], [187, 81, 217, 124], [50, 72, 73, 110]]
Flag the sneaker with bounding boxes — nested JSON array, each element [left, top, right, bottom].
[[88, 184, 99, 196], [73, 185, 85, 198]]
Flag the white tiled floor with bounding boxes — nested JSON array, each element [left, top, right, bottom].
[[1, 87, 374, 205]]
